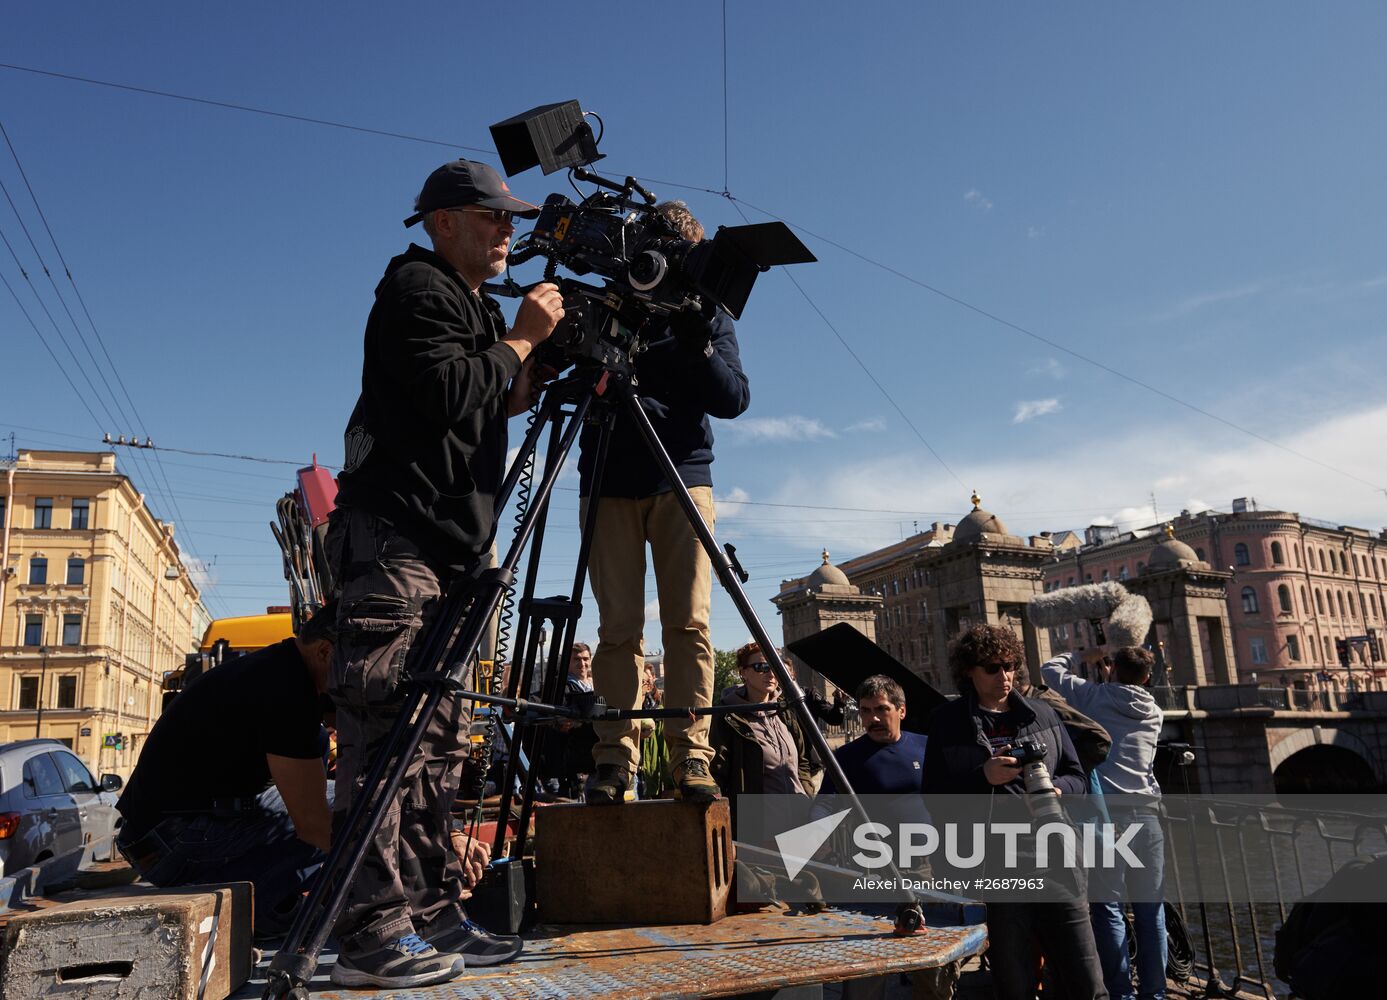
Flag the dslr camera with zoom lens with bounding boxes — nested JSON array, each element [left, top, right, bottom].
[[484, 101, 816, 372], [1007, 740, 1064, 820]]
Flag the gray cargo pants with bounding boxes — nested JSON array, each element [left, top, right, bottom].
[[325, 505, 472, 952]]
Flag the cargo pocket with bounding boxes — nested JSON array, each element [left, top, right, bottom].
[[335, 594, 419, 705]]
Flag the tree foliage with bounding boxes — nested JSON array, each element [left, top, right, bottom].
[[713, 647, 740, 698]]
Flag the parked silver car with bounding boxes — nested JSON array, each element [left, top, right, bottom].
[[0, 739, 123, 884]]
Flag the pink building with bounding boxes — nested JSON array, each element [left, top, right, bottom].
[[1042, 500, 1387, 691]]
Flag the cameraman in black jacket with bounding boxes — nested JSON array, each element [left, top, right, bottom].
[[579, 201, 751, 805], [325, 159, 563, 989], [923, 624, 1107, 1000]]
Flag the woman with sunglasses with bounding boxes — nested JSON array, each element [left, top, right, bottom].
[[709, 643, 817, 818]]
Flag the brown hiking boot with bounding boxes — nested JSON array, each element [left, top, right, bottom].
[[586, 764, 630, 805], [671, 758, 720, 803]]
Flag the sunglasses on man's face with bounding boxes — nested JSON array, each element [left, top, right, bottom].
[[977, 662, 1018, 676], [744, 661, 772, 673], [452, 206, 515, 225]]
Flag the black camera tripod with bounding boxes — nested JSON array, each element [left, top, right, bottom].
[[263, 362, 925, 999]]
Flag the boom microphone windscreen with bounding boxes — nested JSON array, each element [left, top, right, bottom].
[[1027, 582, 1152, 648]]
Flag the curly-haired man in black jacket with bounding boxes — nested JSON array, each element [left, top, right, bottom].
[[923, 624, 1108, 1000]]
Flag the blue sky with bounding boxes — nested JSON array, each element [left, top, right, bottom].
[[3, 2, 1386, 648]]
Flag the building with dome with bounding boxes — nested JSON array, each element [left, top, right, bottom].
[[772, 549, 881, 695], [1041, 500, 1387, 692], [780, 494, 1058, 691]]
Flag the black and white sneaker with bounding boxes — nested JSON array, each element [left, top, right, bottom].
[[427, 918, 525, 968], [329, 933, 463, 988]]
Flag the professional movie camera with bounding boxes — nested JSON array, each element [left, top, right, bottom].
[[486, 101, 816, 369]]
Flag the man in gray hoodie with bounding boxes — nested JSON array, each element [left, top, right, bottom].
[[1043, 646, 1166, 1000]]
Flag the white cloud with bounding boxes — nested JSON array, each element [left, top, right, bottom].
[[1026, 225, 1044, 240], [732, 402, 1387, 564], [644, 598, 661, 637], [720, 415, 838, 444], [963, 188, 994, 212], [1150, 282, 1263, 322], [1012, 398, 1062, 423], [843, 418, 887, 434], [1028, 358, 1066, 380]]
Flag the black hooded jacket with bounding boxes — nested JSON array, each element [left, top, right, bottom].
[[577, 309, 749, 498], [335, 244, 520, 566], [922, 689, 1087, 797]]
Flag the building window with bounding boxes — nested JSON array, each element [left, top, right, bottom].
[[1250, 637, 1268, 665], [66, 558, 85, 586], [1136, 562, 1145, 575], [1294, 544, 1301, 567], [1287, 635, 1301, 662], [1339, 551, 1348, 574], [23, 614, 43, 646], [1196, 548, 1206, 562], [70, 498, 89, 530], [1348, 593, 1356, 618], [33, 498, 52, 529], [1371, 593, 1379, 619], [1241, 587, 1259, 613], [1278, 585, 1293, 614], [1271, 541, 1284, 565], [1101, 569, 1110, 582], [1316, 589, 1325, 615], [28, 557, 47, 585], [1234, 543, 1251, 567], [1337, 592, 1347, 618], [56, 675, 77, 709], [1319, 550, 1327, 573], [1301, 586, 1309, 613], [1118, 565, 1129, 581], [16, 676, 38, 710], [62, 614, 82, 646], [1323, 636, 1332, 660]]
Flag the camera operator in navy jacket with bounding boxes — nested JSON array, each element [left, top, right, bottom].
[[923, 624, 1107, 1000], [578, 200, 750, 805]]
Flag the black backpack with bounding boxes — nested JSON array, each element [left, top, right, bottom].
[[1273, 854, 1387, 998]]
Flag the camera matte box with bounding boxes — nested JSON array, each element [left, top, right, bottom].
[[1, 882, 252, 999], [535, 799, 733, 925], [490, 101, 601, 176]]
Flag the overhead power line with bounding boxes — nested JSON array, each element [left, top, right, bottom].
[[5, 62, 1382, 499], [0, 63, 490, 154]]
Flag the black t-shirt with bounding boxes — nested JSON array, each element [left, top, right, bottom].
[[117, 639, 324, 837], [977, 706, 1020, 755]]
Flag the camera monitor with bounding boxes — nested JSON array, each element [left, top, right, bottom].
[[490, 101, 603, 176]]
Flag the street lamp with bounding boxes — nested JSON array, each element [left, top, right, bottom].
[[34, 644, 48, 738]]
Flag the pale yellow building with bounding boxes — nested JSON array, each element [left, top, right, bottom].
[[0, 450, 210, 779]]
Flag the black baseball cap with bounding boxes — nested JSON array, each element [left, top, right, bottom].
[[403, 158, 540, 228]]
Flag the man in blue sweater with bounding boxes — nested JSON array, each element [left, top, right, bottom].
[[580, 201, 751, 805], [818, 675, 926, 797]]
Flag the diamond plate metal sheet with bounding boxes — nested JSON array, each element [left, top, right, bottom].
[[239, 908, 986, 999]]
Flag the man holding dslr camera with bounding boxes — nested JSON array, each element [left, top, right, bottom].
[[923, 624, 1106, 1000], [326, 158, 563, 988], [579, 201, 751, 805]]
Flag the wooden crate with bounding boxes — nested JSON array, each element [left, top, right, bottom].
[[536, 799, 733, 925], [2, 882, 252, 1000]]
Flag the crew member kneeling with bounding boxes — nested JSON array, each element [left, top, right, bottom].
[[115, 604, 337, 940]]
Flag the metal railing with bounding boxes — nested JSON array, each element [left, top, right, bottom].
[[1159, 788, 1387, 998]]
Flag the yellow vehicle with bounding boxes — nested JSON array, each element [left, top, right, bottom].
[[162, 609, 295, 712]]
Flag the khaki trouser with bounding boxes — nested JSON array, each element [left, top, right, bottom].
[[582, 487, 717, 778]]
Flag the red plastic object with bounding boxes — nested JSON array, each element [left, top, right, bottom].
[[296, 454, 339, 528]]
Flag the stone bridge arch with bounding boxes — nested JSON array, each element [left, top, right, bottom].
[[1269, 726, 1383, 792]]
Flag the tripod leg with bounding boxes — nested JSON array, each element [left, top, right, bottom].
[[264, 378, 599, 999], [614, 385, 925, 923]]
